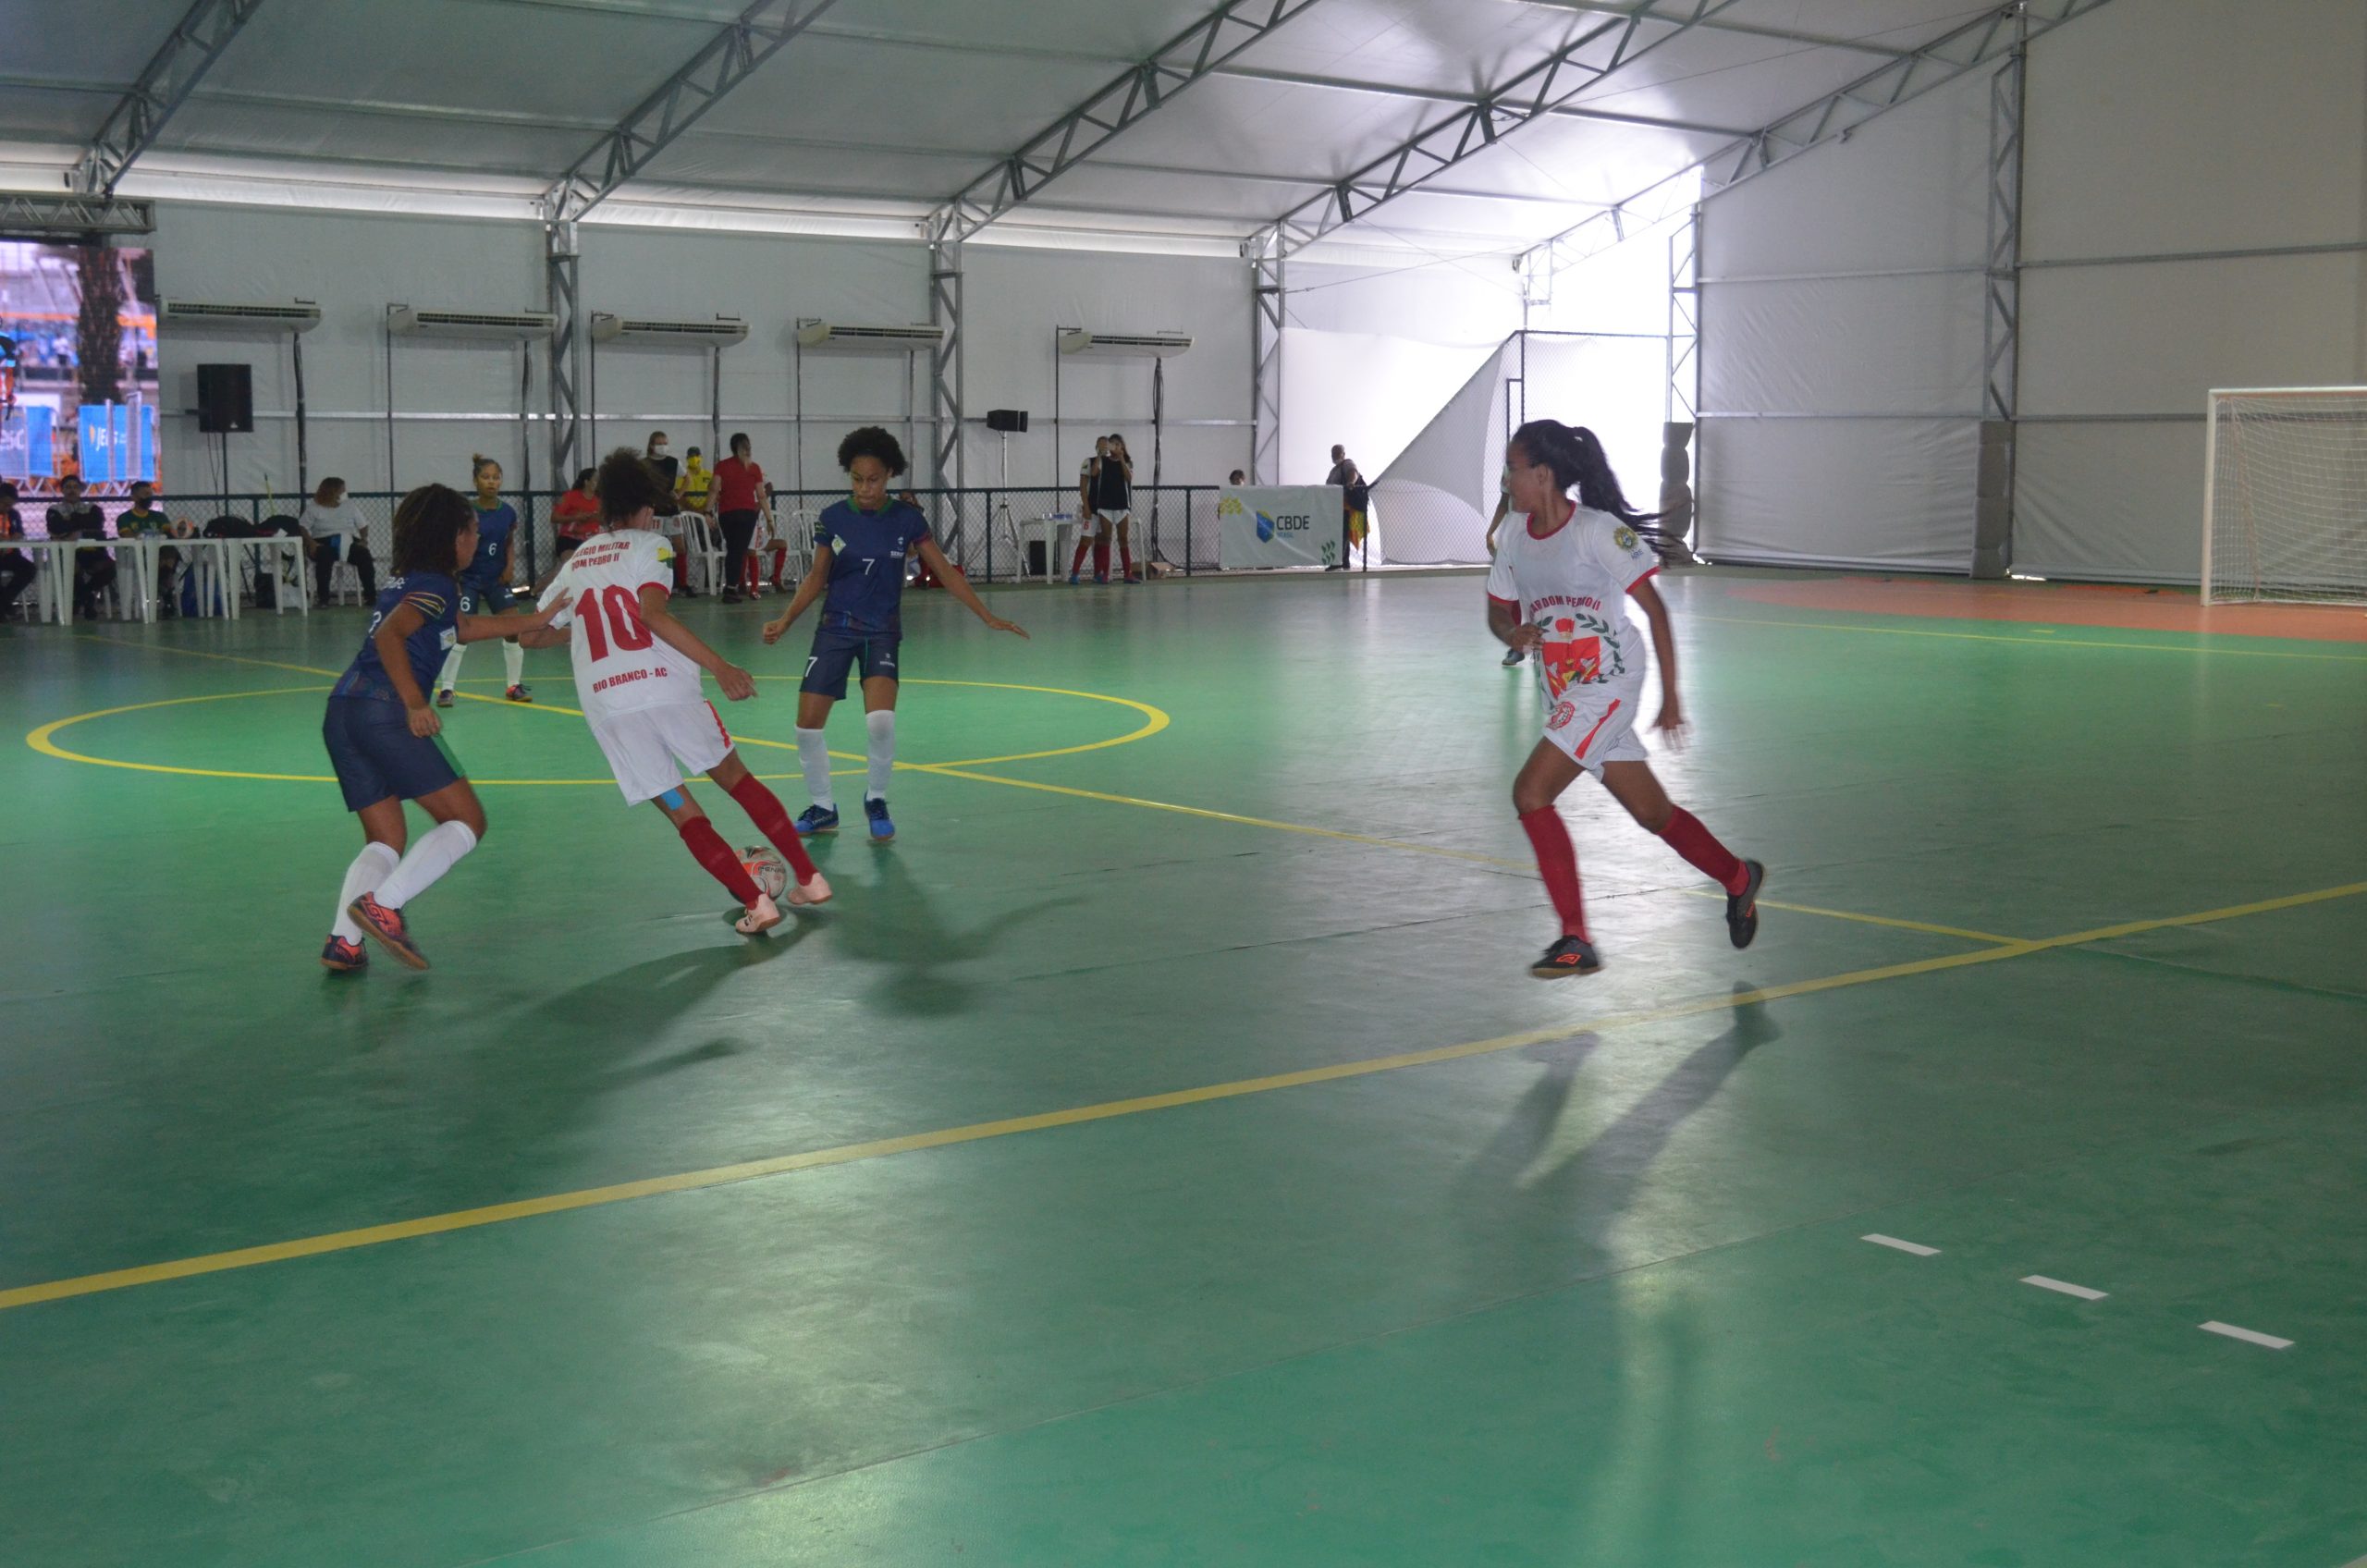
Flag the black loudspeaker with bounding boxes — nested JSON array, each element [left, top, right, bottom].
[[985, 408, 1030, 434], [196, 363, 253, 435]]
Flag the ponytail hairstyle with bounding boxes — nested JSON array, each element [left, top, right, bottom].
[[1510, 419, 1661, 527], [390, 483, 476, 576]]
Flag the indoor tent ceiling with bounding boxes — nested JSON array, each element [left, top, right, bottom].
[[0, 0, 2008, 257]]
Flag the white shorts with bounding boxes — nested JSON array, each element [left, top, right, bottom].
[[1541, 679, 1648, 776], [589, 701, 734, 805], [1094, 508, 1132, 528]]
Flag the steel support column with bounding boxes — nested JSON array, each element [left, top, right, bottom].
[[927, 229, 964, 496], [1246, 228, 1285, 484], [546, 221, 584, 486], [1974, 6, 2030, 579]]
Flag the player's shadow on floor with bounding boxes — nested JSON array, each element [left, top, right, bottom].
[[1446, 985, 1777, 1559], [826, 851, 1080, 1019]]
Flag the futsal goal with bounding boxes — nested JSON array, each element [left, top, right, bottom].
[[2201, 386, 2367, 606]]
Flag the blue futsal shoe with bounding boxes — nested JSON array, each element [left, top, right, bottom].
[[793, 803, 840, 836], [865, 796, 895, 843]]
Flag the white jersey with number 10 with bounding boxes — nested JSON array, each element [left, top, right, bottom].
[[539, 529, 705, 721]]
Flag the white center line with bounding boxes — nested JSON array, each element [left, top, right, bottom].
[[2201, 1320, 2294, 1351], [2022, 1275, 2109, 1301], [1862, 1234, 1940, 1256]]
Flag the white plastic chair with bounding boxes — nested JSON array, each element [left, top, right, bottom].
[[679, 512, 727, 596]]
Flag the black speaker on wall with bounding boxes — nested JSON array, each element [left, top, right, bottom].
[[196, 363, 253, 435], [985, 408, 1030, 434]]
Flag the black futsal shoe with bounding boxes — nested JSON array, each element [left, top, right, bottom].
[[1726, 860, 1766, 949], [1530, 935, 1602, 978]]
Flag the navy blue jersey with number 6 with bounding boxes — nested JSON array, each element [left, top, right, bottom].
[[814, 498, 929, 636]]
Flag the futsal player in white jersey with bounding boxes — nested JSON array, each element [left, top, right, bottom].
[[521, 448, 828, 934], [1487, 419, 1764, 977]]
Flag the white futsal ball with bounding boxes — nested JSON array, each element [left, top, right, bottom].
[[741, 846, 789, 900]]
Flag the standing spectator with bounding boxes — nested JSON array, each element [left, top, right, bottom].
[[1067, 435, 1135, 584], [298, 476, 377, 606], [677, 444, 714, 520], [644, 430, 695, 596], [550, 466, 600, 565], [1324, 444, 1367, 570], [118, 481, 183, 618], [45, 475, 116, 618], [712, 433, 772, 605], [0, 482, 34, 620], [1228, 469, 1245, 485]]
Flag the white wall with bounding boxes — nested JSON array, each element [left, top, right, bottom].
[[1696, 68, 1991, 573], [1690, 0, 2367, 583], [2015, 0, 2367, 583]]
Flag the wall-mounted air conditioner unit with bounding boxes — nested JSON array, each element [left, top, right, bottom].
[[161, 299, 322, 333], [388, 305, 557, 339], [795, 321, 945, 352], [591, 313, 749, 346], [1059, 330, 1193, 357]]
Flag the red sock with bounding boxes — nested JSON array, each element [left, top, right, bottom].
[[1092, 537, 1111, 578], [1069, 536, 1094, 576], [1517, 807, 1588, 938], [1661, 806, 1748, 894], [726, 773, 818, 880], [1118, 538, 1134, 579], [678, 815, 762, 906]]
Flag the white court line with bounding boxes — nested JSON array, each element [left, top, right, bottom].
[[2022, 1275, 2109, 1301], [2201, 1320, 2294, 1351], [1862, 1234, 1940, 1256]]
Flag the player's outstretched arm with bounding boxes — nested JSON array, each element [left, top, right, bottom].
[[1629, 575, 1684, 735], [915, 536, 1027, 638], [760, 545, 831, 645], [457, 596, 563, 645], [640, 585, 755, 701]]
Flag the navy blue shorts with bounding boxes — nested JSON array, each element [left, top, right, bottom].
[[323, 696, 464, 811], [458, 581, 516, 616], [801, 627, 901, 699]]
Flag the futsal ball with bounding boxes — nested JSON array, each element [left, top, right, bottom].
[[741, 846, 789, 900]]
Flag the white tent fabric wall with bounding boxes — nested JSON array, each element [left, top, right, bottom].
[[1696, 69, 1992, 574], [1370, 337, 1512, 565], [2012, 0, 2367, 585]]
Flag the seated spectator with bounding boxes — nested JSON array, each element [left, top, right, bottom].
[[297, 476, 376, 605], [117, 481, 182, 618], [550, 466, 600, 561], [0, 481, 34, 619], [45, 475, 116, 618]]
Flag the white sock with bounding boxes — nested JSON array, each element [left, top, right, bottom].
[[373, 820, 478, 911], [502, 638, 524, 690], [865, 709, 895, 802], [796, 727, 835, 813], [332, 841, 400, 941], [436, 642, 465, 694]]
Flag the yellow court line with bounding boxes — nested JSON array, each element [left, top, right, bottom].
[[1680, 888, 2023, 948], [5, 876, 2361, 1315], [1691, 614, 2367, 663]]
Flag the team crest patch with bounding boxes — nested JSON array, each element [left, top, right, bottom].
[[1613, 523, 1638, 551], [1548, 700, 1576, 730]]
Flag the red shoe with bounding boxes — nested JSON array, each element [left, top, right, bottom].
[[348, 892, 429, 970], [320, 935, 368, 974]]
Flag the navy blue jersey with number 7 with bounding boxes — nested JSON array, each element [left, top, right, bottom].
[[814, 498, 929, 636]]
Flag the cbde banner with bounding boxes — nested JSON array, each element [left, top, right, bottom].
[[1217, 485, 1340, 569]]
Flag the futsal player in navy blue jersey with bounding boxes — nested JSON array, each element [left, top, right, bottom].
[[761, 426, 1026, 841], [435, 455, 534, 707], [320, 484, 561, 974]]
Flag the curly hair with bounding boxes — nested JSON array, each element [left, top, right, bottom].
[[836, 425, 908, 478], [390, 484, 477, 576], [594, 446, 668, 521]]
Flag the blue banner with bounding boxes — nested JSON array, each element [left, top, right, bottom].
[[0, 407, 56, 481]]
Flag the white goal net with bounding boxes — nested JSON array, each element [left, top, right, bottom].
[[2203, 386, 2367, 606]]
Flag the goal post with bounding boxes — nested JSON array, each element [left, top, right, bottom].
[[2202, 386, 2367, 606]]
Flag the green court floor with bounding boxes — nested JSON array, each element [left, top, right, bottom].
[[2, 568, 2362, 1567]]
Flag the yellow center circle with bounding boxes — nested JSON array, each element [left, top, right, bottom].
[[23, 678, 1168, 787]]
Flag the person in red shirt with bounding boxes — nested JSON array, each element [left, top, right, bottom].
[[550, 467, 600, 561], [711, 432, 773, 605]]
